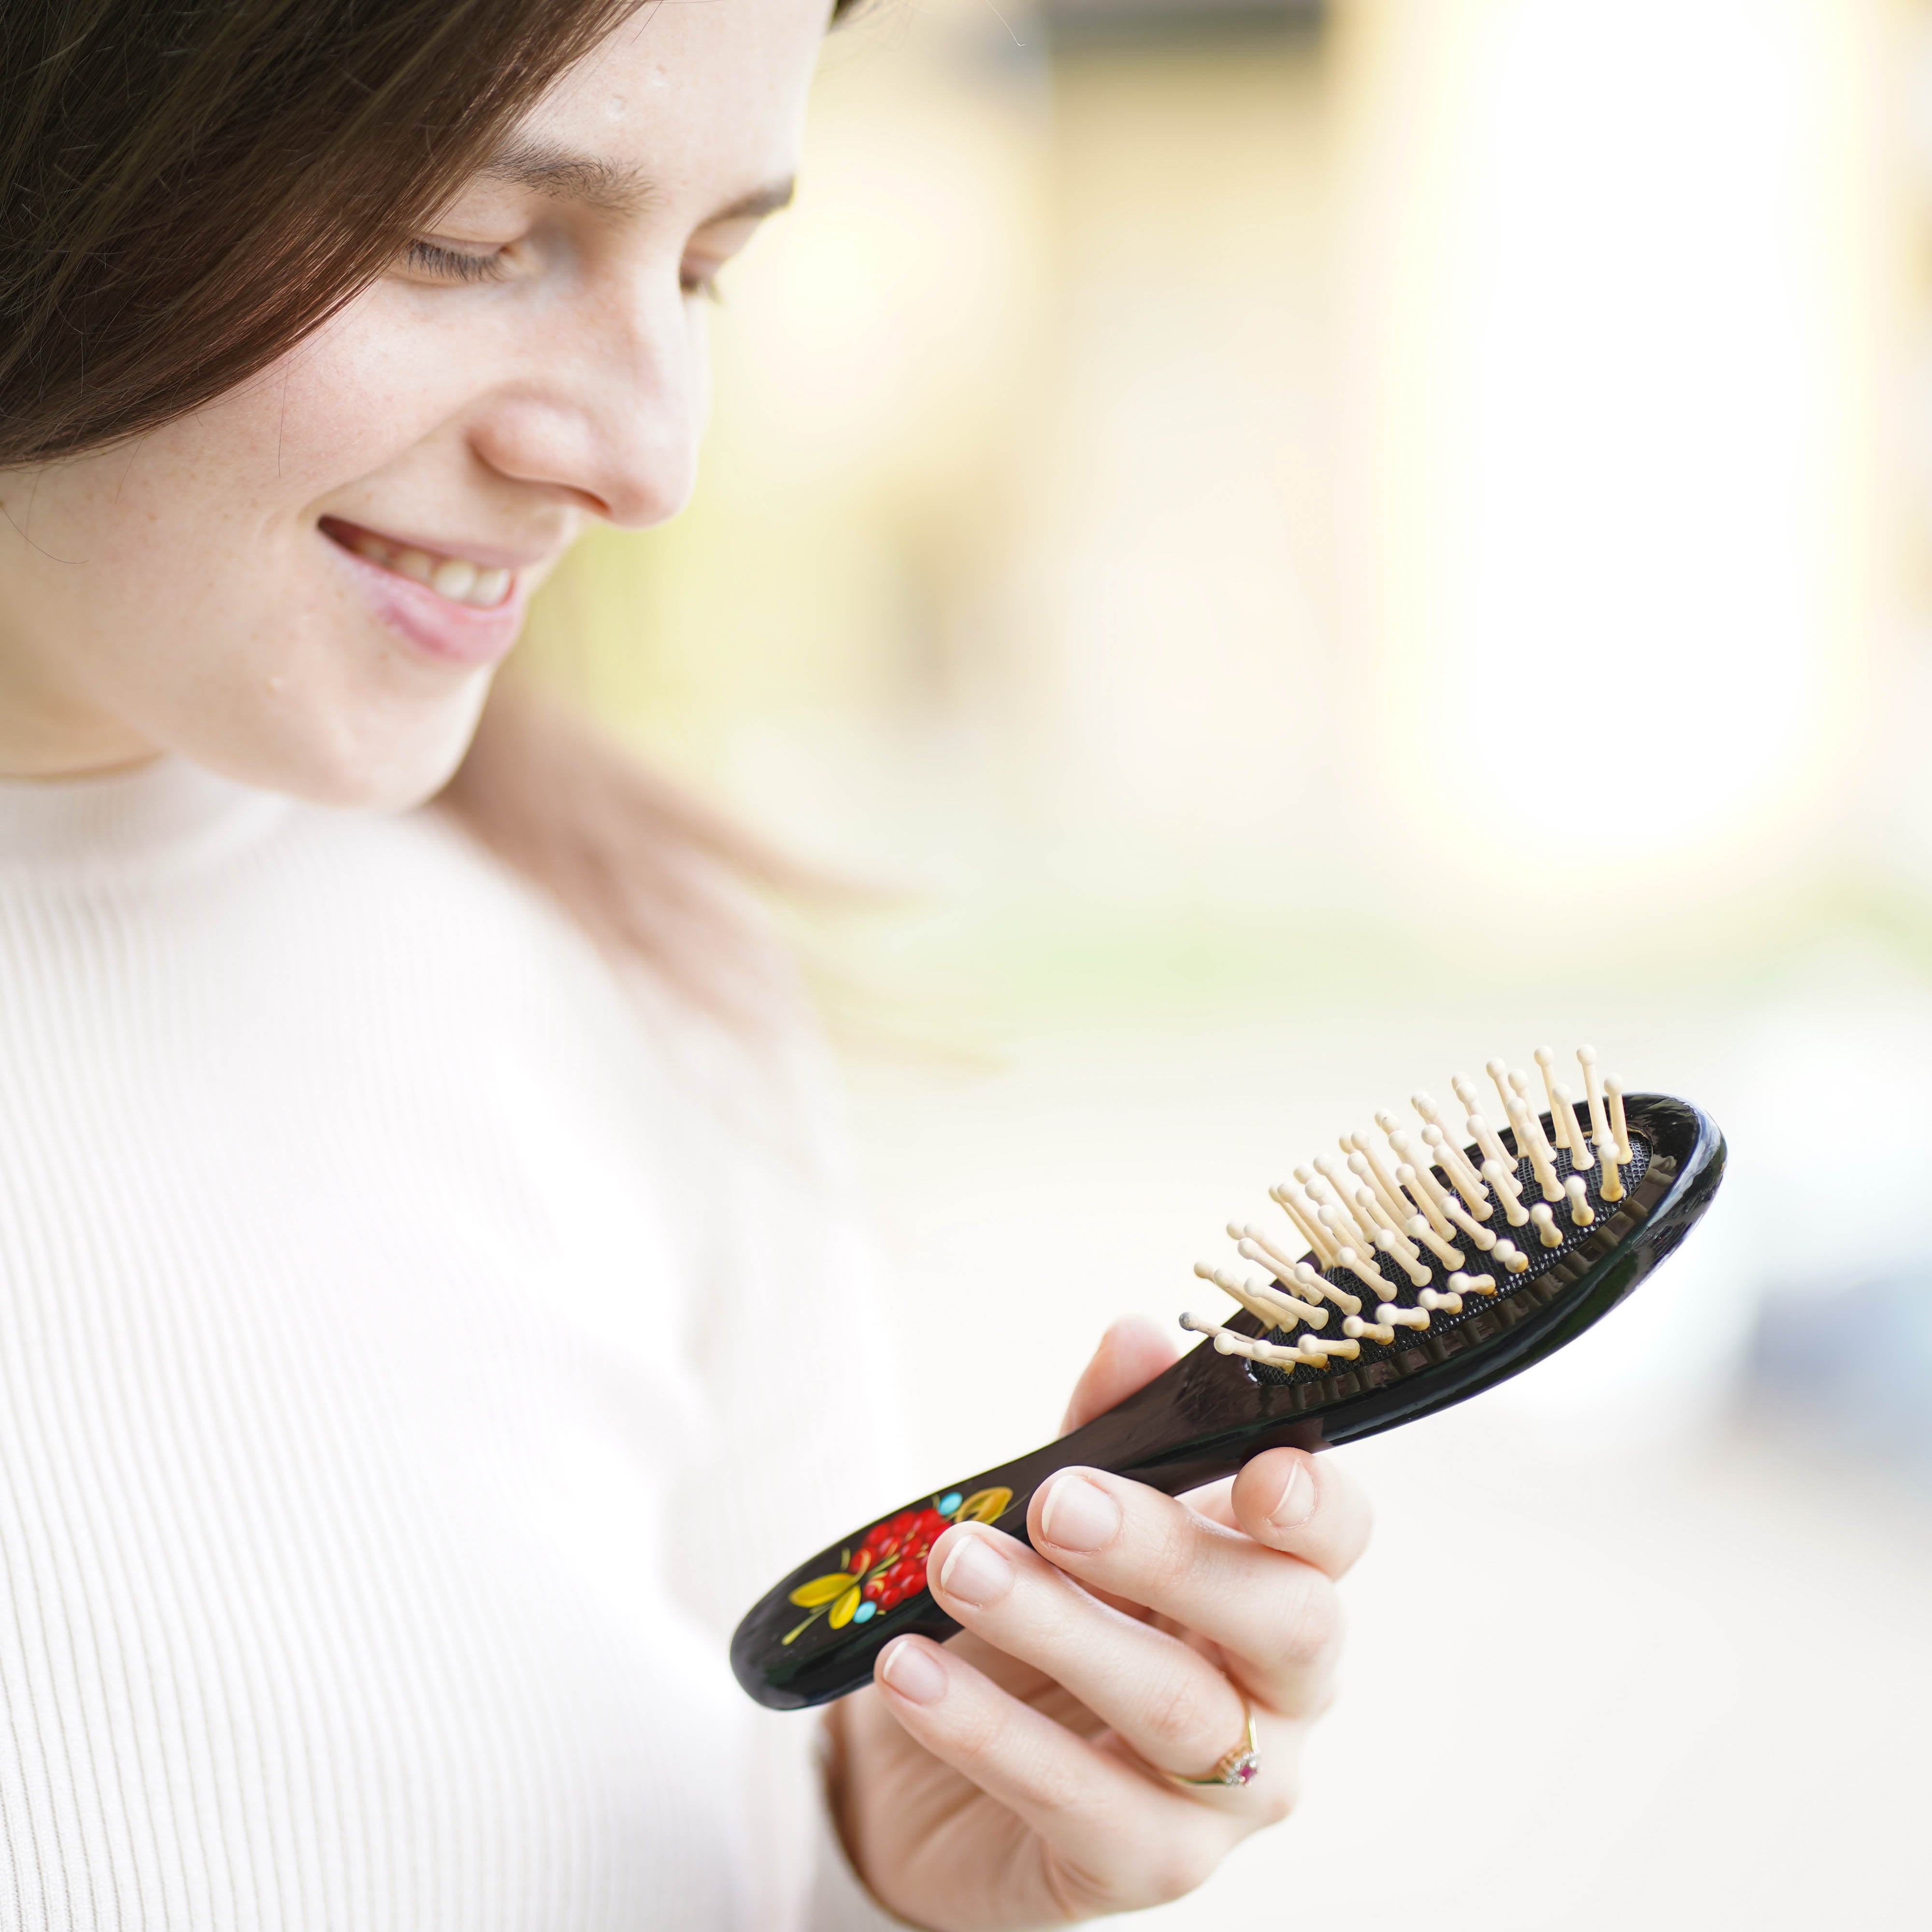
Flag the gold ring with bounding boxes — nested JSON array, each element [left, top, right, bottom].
[[1162, 1699, 1260, 1789]]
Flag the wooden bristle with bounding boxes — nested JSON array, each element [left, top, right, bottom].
[[1552, 1084, 1593, 1170], [1184, 1045, 1643, 1379], [1534, 1047, 1572, 1149]]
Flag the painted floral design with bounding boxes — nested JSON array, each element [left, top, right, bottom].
[[783, 1487, 1015, 1645]]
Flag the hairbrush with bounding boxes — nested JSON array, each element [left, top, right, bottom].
[[731, 1046, 1723, 1710]]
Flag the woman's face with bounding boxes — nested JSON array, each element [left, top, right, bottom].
[[0, 0, 829, 807]]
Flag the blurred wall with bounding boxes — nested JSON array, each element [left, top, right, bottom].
[[1331, 0, 1902, 928], [526, 0, 1926, 1007]]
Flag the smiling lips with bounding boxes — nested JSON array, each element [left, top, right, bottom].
[[323, 520, 515, 609], [320, 515, 533, 668]]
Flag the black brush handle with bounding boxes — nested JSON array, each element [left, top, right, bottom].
[[730, 1343, 1317, 1710]]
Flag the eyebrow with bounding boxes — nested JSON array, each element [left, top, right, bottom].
[[478, 138, 795, 226]]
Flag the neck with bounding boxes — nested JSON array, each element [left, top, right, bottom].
[[0, 662, 158, 782]]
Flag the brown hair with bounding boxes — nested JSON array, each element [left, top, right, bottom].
[[1, 0, 827, 1028], [1, 0, 642, 466]]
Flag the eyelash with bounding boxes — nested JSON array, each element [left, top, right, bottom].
[[404, 239, 510, 284], [405, 238, 727, 301]]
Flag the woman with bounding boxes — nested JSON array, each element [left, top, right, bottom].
[[0, 1, 1369, 1925]]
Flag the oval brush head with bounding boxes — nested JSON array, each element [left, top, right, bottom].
[[731, 1048, 1725, 1710]]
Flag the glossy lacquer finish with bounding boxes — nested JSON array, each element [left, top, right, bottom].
[[731, 1092, 1725, 1709]]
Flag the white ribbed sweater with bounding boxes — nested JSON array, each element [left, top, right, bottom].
[[0, 760, 902, 1932]]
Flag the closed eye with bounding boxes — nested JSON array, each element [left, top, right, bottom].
[[402, 239, 512, 285]]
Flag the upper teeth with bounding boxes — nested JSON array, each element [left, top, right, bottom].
[[348, 530, 512, 608]]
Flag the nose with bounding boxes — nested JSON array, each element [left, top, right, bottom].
[[468, 272, 709, 529]]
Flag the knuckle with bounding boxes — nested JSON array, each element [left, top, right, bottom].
[[1275, 1573, 1341, 1667], [1138, 1669, 1205, 1760], [1024, 1745, 1090, 1821], [1107, 1488, 1196, 1592], [1138, 1832, 1222, 1905], [940, 1692, 1003, 1765], [1043, 1851, 1123, 1920]]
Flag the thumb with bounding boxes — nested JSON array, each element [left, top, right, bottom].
[[1058, 1315, 1182, 1435]]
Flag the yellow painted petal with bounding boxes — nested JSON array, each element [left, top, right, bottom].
[[789, 1570, 862, 1609], [957, 1487, 1013, 1524], [828, 1586, 864, 1630]]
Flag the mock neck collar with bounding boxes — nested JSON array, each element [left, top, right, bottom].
[[0, 756, 295, 879]]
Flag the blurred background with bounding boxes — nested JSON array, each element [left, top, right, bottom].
[[525, 0, 1932, 1922]]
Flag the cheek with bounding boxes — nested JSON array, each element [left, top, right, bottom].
[[0, 292, 504, 806], [39, 301, 472, 583], [234, 301, 481, 502]]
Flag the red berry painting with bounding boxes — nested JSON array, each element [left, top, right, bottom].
[[781, 1487, 1015, 1646]]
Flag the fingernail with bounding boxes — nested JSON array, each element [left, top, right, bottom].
[[1268, 1458, 1315, 1530], [936, 1529, 1012, 1608], [1039, 1472, 1121, 1553], [878, 1638, 947, 1706]]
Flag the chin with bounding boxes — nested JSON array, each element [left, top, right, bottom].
[[186, 680, 493, 815]]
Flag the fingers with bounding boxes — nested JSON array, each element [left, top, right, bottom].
[[1025, 1468, 1345, 1716], [1228, 1448, 1374, 1580], [1178, 1457, 1372, 1581], [1059, 1317, 1181, 1434], [1057, 1330, 1370, 1582], [927, 1522, 1256, 1784], [872, 1632, 1250, 1913]]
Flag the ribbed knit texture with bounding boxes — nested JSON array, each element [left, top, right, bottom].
[[0, 761, 905, 1932]]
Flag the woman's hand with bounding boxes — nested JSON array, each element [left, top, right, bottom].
[[826, 1317, 1372, 1931]]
